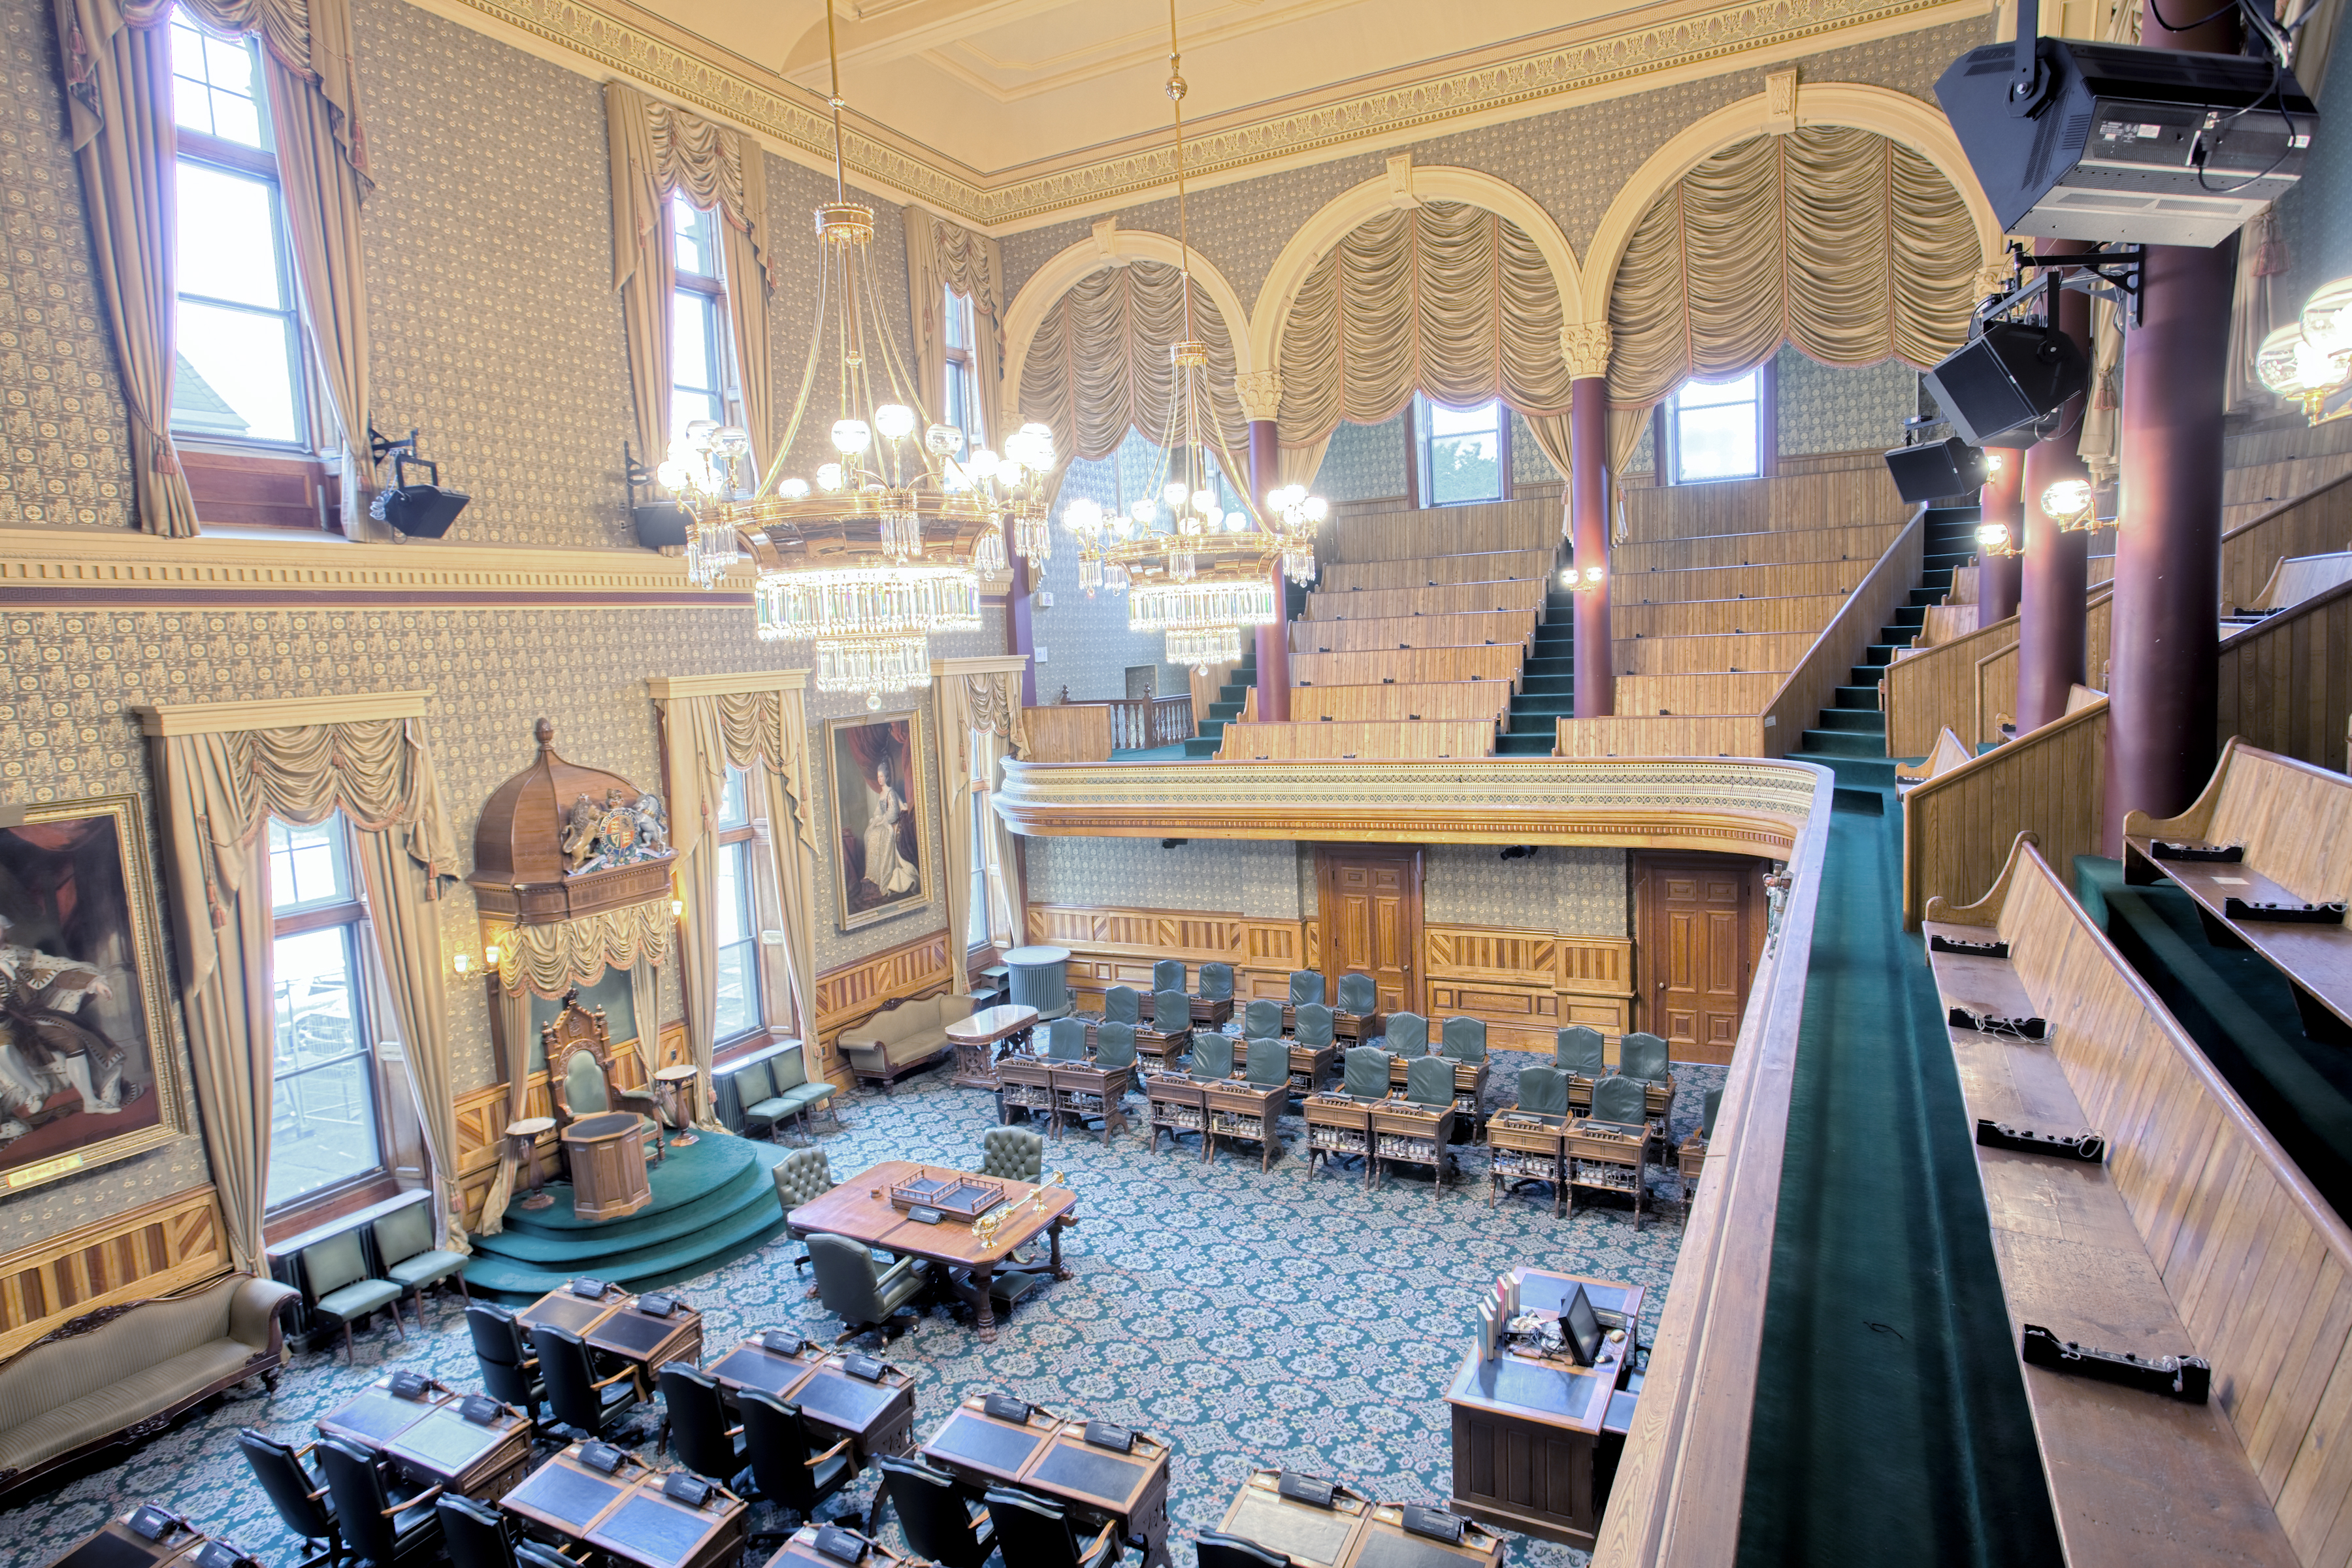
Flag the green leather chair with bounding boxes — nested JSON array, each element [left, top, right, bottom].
[[1590, 1073, 1649, 1130], [730, 1058, 783, 1139], [372, 1202, 467, 1325], [1243, 999, 1283, 1038], [1245, 1037, 1290, 1086], [557, 1045, 664, 1165], [772, 1147, 832, 1274], [1701, 1085, 1723, 1137], [1441, 1017, 1488, 1061], [1046, 1017, 1089, 1059], [1404, 1054, 1456, 1107], [1336, 973, 1377, 1015], [1384, 1011, 1428, 1056], [1288, 970, 1325, 1006], [302, 1230, 404, 1363], [1095, 1022, 1138, 1070], [1150, 988, 1190, 1034], [1152, 959, 1186, 994], [1555, 1026, 1607, 1077], [808, 1233, 928, 1343], [980, 1125, 1046, 1183], [1102, 985, 1141, 1026], [1190, 1033, 1236, 1081], [1620, 1032, 1671, 1083], [1198, 963, 1235, 1002], [1341, 1045, 1390, 1099], [1293, 1004, 1335, 1049], [749, 1049, 841, 1142], [1517, 1066, 1571, 1118]]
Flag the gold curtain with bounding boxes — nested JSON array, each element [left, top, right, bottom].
[[1018, 260, 1248, 464], [493, 900, 672, 1001], [607, 83, 776, 469], [904, 206, 1007, 441], [932, 661, 1028, 982], [1605, 126, 1982, 452], [354, 832, 464, 1252], [145, 711, 459, 1273]]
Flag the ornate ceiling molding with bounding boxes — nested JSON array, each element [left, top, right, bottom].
[[418, 0, 1978, 231]]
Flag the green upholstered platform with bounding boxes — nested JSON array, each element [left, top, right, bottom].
[[462, 1130, 791, 1302]]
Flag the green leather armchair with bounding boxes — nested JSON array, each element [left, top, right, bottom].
[[980, 1125, 1046, 1183], [808, 1233, 928, 1342]]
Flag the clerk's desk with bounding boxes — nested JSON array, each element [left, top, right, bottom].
[[1443, 1269, 1644, 1549], [1215, 1470, 1505, 1567]]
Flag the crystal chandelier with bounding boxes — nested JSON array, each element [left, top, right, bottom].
[[2256, 274, 2352, 424], [1056, 3, 1326, 676], [655, 0, 1055, 706]]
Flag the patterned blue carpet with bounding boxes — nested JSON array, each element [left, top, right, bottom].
[[9, 1051, 1718, 1568]]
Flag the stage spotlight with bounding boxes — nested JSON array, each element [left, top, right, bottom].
[[1884, 436, 1990, 504]]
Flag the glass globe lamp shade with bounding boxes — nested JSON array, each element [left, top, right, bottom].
[[1978, 521, 2013, 553], [2040, 478, 2095, 529], [967, 449, 1000, 481], [831, 418, 872, 454], [779, 478, 811, 500], [2300, 276, 2352, 361], [2257, 325, 2332, 400], [926, 423, 964, 457], [874, 404, 917, 441], [816, 463, 845, 492]]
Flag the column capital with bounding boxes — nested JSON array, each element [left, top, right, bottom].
[[1562, 323, 1613, 381], [1235, 370, 1285, 422]]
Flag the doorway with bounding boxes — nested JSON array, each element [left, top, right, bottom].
[[1124, 665, 1157, 700], [1315, 846, 1424, 1015], [1631, 852, 1765, 1064]]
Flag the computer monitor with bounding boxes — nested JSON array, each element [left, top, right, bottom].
[[1561, 1284, 1605, 1369]]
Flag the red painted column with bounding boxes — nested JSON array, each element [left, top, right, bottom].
[[1979, 447, 2025, 624], [2102, 0, 2236, 851], [1247, 418, 1290, 721], [1569, 376, 1614, 717], [2015, 241, 2092, 732]]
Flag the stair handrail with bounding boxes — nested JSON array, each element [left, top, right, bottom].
[[1883, 610, 2019, 758], [1758, 506, 1926, 759]]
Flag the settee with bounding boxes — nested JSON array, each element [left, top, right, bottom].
[[0, 1272, 297, 1499], [837, 991, 976, 1090]]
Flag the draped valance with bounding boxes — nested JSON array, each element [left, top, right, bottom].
[[494, 898, 674, 999], [1017, 259, 1248, 466], [1275, 200, 1576, 445], [1605, 125, 1982, 472], [905, 207, 1007, 442]]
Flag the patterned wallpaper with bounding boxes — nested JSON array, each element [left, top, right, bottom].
[[1028, 431, 1186, 702], [2275, 21, 2352, 329], [1512, 412, 1563, 487], [1423, 844, 1629, 936], [0, 0, 135, 529], [1317, 414, 1406, 503], [1774, 344, 1920, 456], [1027, 836, 1307, 919]]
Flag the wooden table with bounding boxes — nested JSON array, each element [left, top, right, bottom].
[[563, 1110, 652, 1221], [943, 1004, 1039, 1090], [919, 1397, 1173, 1567], [47, 1510, 211, 1568], [1215, 1470, 1373, 1567], [1346, 1504, 1507, 1565], [1487, 1111, 1568, 1216], [2125, 836, 2352, 1043], [653, 1064, 701, 1147], [705, 1337, 917, 1467], [1444, 1269, 1644, 1549], [517, 1284, 702, 1397], [316, 1379, 534, 1500], [762, 1524, 912, 1566], [787, 1160, 1075, 1342], [502, 1447, 747, 1568]]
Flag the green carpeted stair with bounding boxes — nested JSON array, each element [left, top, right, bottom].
[[463, 1131, 792, 1303], [1737, 778, 2061, 1567], [1183, 644, 1259, 757], [1495, 586, 1576, 755]]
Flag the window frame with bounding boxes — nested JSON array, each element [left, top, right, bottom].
[[942, 285, 985, 455], [1658, 361, 1776, 485], [670, 199, 735, 449], [263, 813, 393, 1221], [1407, 394, 1511, 508], [709, 765, 767, 1054]]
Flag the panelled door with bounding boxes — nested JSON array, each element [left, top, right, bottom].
[[1316, 847, 1424, 1015], [1633, 853, 1762, 1064]]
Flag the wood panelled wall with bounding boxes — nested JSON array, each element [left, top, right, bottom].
[[2221, 469, 2352, 613], [0, 1185, 230, 1358], [1028, 904, 1633, 1051], [1757, 510, 1925, 759], [1023, 705, 1113, 763], [1972, 587, 2115, 745], [1619, 468, 1905, 542], [1218, 720, 1499, 761], [1612, 523, 1901, 574], [2215, 579, 2352, 771], [1901, 697, 2108, 926], [1554, 715, 1770, 759], [1884, 613, 2019, 757]]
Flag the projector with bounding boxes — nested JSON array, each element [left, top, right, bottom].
[[1936, 39, 2314, 246]]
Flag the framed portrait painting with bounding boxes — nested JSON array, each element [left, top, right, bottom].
[[0, 794, 182, 1191], [826, 711, 932, 932]]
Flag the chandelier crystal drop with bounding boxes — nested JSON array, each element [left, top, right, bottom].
[[814, 635, 933, 709], [1166, 625, 1243, 670]]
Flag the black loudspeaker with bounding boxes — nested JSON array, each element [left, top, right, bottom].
[[633, 502, 691, 549], [1921, 322, 2089, 446], [1884, 436, 1989, 504]]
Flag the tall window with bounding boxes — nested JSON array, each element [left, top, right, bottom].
[[672, 200, 730, 442], [168, 17, 306, 446], [966, 782, 990, 952], [266, 815, 384, 1210], [943, 287, 984, 454], [1666, 370, 1763, 483], [711, 766, 763, 1045], [1414, 395, 1507, 506]]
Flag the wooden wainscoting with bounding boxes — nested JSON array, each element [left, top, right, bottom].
[[813, 928, 958, 1056], [2219, 465, 2352, 607], [1026, 905, 1309, 1006], [1901, 697, 2109, 928], [1422, 924, 1635, 1054], [1883, 613, 2019, 758], [0, 1185, 231, 1358], [2215, 578, 2352, 769]]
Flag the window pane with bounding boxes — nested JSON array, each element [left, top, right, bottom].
[[267, 924, 378, 1209], [672, 291, 713, 394], [718, 766, 749, 828], [967, 793, 988, 948], [673, 201, 717, 278], [944, 286, 972, 351], [171, 21, 265, 148], [1676, 404, 1759, 481], [177, 162, 283, 309], [1428, 433, 1502, 504], [1678, 372, 1756, 410], [715, 839, 752, 946], [274, 926, 357, 1067], [1426, 398, 1500, 437], [175, 305, 302, 444], [713, 941, 758, 1042], [268, 817, 351, 911]]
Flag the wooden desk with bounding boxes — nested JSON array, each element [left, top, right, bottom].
[[47, 1511, 210, 1568], [707, 1339, 918, 1469], [1346, 1504, 1507, 1565], [503, 1448, 747, 1568], [1372, 1099, 1456, 1199], [1303, 1092, 1375, 1185], [2125, 837, 2352, 1043], [1564, 1117, 1650, 1229], [1386, 1056, 1492, 1130], [1215, 1470, 1371, 1568], [1204, 1077, 1287, 1169], [919, 1398, 1173, 1568], [562, 1111, 652, 1222], [762, 1524, 913, 1566], [1444, 1269, 1643, 1549], [943, 1005, 1039, 1090], [1051, 1056, 1134, 1143], [1487, 1111, 1568, 1216], [787, 1161, 1075, 1342], [583, 1298, 703, 1398], [317, 1379, 534, 1501], [517, 1284, 626, 1339], [997, 1051, 1056, 1123], [1143, 1070, 1209, 1153]]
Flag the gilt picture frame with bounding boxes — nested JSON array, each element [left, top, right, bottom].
[[825, 710, 933, 934], [0, 793, 184, 1192]]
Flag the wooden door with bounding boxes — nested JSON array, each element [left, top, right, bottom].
[[1316, 847, 1424, 1015], [1633, 853, 1763, 1064]]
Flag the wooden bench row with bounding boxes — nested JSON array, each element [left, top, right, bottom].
[[1217, 719, 1499, 760], [1291, 647, 1525, 687], [1245, 683, 1515, 725], [1317, 547, 1554, 593], [1287, 609, 1537, 653], [1305, 580, 1546, 621]]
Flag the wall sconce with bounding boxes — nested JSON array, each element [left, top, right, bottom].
[[2040, 478, 2096, 532], [1977, 521, 2021, 558], [483, 942, 500, 970], [2256, 274, 2352, 425], [452, 952, 473, 977], [1982, 450, 2004, 481], [672, 898, 685, 919], [1570, 564, 1607, 593]]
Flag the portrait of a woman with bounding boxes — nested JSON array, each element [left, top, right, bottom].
[[828, 712, 931, 929]]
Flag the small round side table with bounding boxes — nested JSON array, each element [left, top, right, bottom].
[[504, 1115, 557, 1209], [653, 1064, 702, 1147]]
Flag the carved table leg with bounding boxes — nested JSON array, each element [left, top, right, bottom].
[[1048, 1218, 1071, 1282]]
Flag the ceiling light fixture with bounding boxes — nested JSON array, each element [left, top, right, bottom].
[[2257, 274, 2352, 424]]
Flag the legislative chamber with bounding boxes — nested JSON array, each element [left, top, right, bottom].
[[2, 0, 2349, 1563]]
